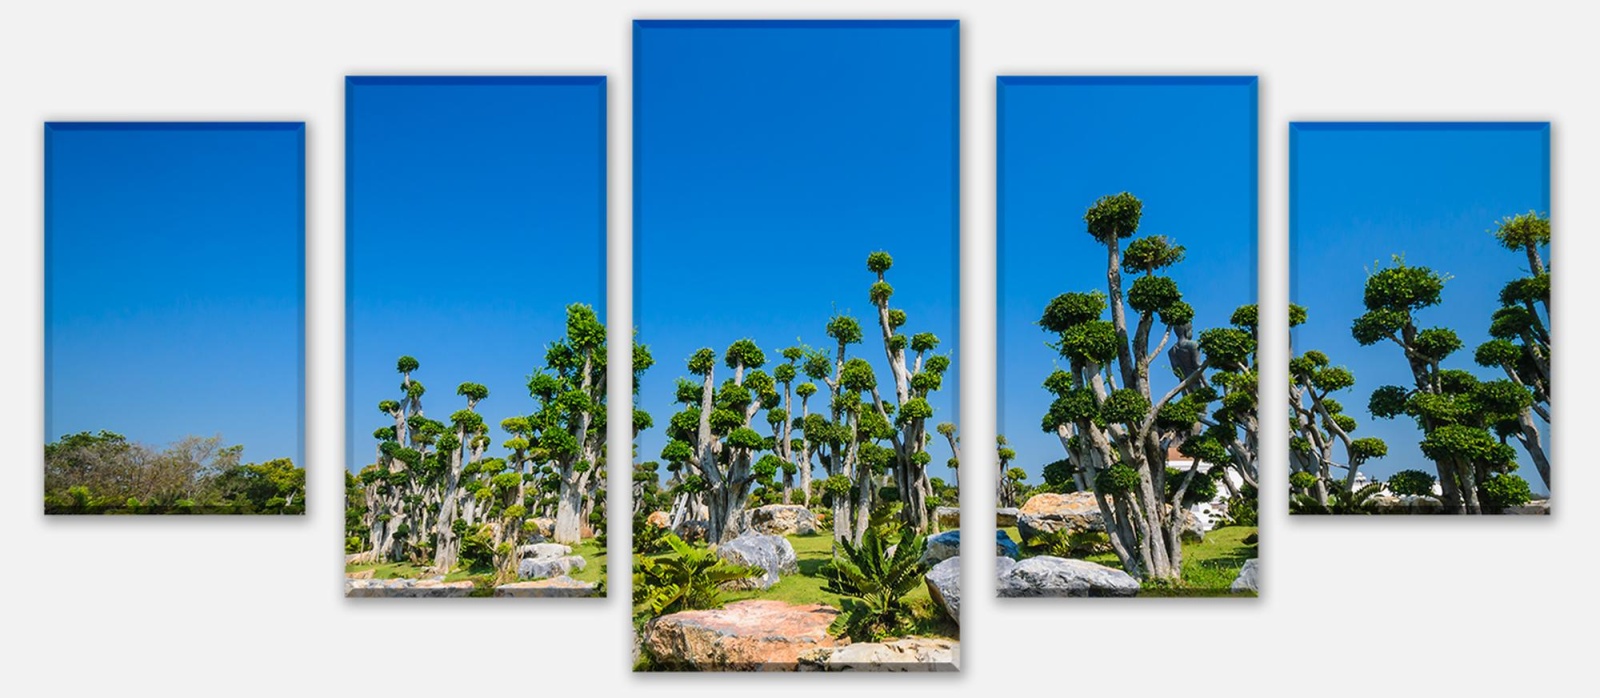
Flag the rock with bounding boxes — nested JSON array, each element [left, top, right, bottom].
[[640, 600, 839, 671], [345, 569, 375, 579], [529, 518, 555, 537], [518, 555, 586, 580], [934, 506, 960, 529], [1231, 559, 1259, 593], [716, 532, 798, 590], [674, 519, 709, 543], [921, 530, 961, 566], [798, 638, 959, 671], [743, 504, 820, 536], [494, 576, 599, 598], [995, 530, 1021, 559], [1179, 509, 1206, 543], [519, 542, 572, 560], [924, 556, 961, 623], [646, 510, 671, 528], [996, 555, 1018, 579], [1016, 492, 1104, 544], [345, 577, 477, 598], [996, 507, 1019, 527], [997, 556, 1140, 597], [1503, 500, 1550, 515]]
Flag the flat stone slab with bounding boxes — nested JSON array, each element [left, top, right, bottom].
[[997, 556, 1140, 598], [799, 637, 959, 671], [640, 600, 839, 671], [345, 577, 477, 598], [494, 575, 599, 598]]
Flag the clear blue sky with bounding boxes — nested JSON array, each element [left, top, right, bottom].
[[346, 77, 605, 472], [634, 21, 961, 484], [998, 77, 1258, 481], [1291, 123, 1551, 493], [45, 123, 304, 465]]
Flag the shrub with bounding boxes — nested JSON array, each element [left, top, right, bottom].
[[1386, 469, 1437, 498], [1479, 474, 1533, 510], [819, 514, 927, 642], [632, 533, 761, 622]]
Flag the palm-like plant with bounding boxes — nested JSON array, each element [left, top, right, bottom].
[[819, 515, 929, 642], [632, 533, 761, 620], [1291, 481, 1386, 515]]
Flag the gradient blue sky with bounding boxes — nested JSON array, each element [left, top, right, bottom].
[[998, 77, 1258, 481], [1291, 123, 1551, 493], [46, 123, 304, 465], [634, 21, 960, 484], [346, 77, 605, 472]]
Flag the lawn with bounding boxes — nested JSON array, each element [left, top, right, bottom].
[[1000, 525, 1257, 597]]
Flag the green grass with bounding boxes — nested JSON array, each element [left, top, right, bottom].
[[1001, 524, 1258, 597], [643, 531, 958, 640]]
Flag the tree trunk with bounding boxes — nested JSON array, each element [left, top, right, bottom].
[[553, 468, 586, 544]]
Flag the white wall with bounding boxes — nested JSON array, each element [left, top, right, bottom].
[[2, 2, 1591, 695]]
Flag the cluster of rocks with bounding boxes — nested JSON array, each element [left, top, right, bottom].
[[517, 542, 587, 580], [798, 638, 958, 671]]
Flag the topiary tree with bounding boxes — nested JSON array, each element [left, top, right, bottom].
[[1288, 304, 1389, 505], [1472, 211, 1550, 489], [936, 422, 961, 491], [996, 435, 1021, 507], [862, 251, 950, 534], [1355, 257, 1535, 514], [662, 339, 780, 544], [518, 304, 611, 545], [1037, 192, 1254, 581]]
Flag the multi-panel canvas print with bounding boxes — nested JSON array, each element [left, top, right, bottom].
[[44, 123, 306, 515], [344, 77, 608, 596], [996, 77, 1259, 596], [1289, 122, 1551, 516], [632, 20, 961, 670]]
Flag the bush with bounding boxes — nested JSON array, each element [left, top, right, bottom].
[[819, 517, 928, 642], [1386, 469, 1437, 498], [1479, 474, 1533, 510], [632, 533, 762, 622], [1223, 484, 1258, 527]]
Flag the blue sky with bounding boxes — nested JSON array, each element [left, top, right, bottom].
[[1291, 123, 1551, 493], [46, 123, 304, 465], [634, 21, 961, 484], [998, 77, 1258, 482], [346, 77, 605, 471]]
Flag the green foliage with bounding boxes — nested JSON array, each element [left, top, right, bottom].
[[1095, 464, 1139, 493], [1127, 275, 1182, 313], [1027, 528, 1112, 557], [1412, 328, 1463, 362], [1288, 471, 1320, 492], [632, 534, 762, 621], [1386, 469, 1436, 498], [1492, 211, 1550, 250], [1040, 291, 1106, 332], [1084, 191, 1143, 243], [1368, 385, 1410, 419], [1099, 389, 1150, 426], [1363, 260, 1445, 312], [1223, 484, 1258, 527], [1479, 473, 1533, 509], [819, 518, 929, 642], [866, 250, 894, 273], [1121, 235, 1186, 274], [1198, 328, 1255, 368], [1059, 320, 1119, 365]]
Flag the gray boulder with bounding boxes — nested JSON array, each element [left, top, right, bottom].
[[995, 530, 1021, 559], [798, 638, 959, 671], [1231, 558, 1259, 593], [921, 530, 961, 566], [996, 507, 1020, 527], [494, 576, 599, 598], [518, 542, 571, 560], [716, 532, 798, 590], [518, 555, 586, 580], [934, 506, 960, 529], [924, 556, 961, 623], [997, 556, 1140, 597]]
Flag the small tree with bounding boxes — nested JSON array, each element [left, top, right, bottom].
[[1289, 304, 1389, 503]]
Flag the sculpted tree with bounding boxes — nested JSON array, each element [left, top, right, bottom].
[[1473, 212, 1550, 489], [1355, 258, 1536, 514], [522, 304, 609, 544], [863, 251, 949, 534], [937, 422, 961, 491], [662, 340, 778, 544], [1288, 304, 1388, 505], [996, 435, 1018, 507], [1038, 192, 1254, 581]]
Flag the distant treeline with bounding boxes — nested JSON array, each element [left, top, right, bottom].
[[44, 431, 304, 515]]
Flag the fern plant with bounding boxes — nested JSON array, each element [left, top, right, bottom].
[[632, 533, 761, 621], [1291, 481, 1386, 515], [820, 516, 928, 642]]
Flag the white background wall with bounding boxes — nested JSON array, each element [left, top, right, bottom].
[[2, 1, 1590, 695]]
